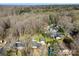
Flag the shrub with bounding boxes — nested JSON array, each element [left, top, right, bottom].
[[48, 14, 57, 25], [57, 12, 74, 32]]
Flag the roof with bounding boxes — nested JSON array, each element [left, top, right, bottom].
[[50, 31, 62, 38], [32, 41, 37, 46], [13, 42, 24, 49], [32, 41, 41, 48]]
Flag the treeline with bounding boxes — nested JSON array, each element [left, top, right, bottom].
[[1, 5, 79, 15]]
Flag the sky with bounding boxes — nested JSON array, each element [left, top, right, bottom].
[[0, 3, 79, 6], [0, 0, 79, 5]]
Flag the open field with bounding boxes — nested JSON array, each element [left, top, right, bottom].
[[0, 5, 79, 56]]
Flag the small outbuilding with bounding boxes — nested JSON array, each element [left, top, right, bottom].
[[13, 41, 24, 50]]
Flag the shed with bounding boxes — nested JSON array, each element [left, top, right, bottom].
[[13, 41, 24, 50]]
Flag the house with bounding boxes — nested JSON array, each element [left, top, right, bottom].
[[31, 38, 47, 56], [31, 39, 41, 56], [12, 41, 24, 50], [32, 39, 41, 48], [50, 29, 60, 38]]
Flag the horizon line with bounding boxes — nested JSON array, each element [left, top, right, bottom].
[[0, 3, 79, 5]]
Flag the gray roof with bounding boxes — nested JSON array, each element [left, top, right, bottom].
[[32, 41, 41, 48], [13, 42, 24, 48], [37, 43, 41, 48], [32, 41, 37, 46], [50, 32, 62, 38]]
